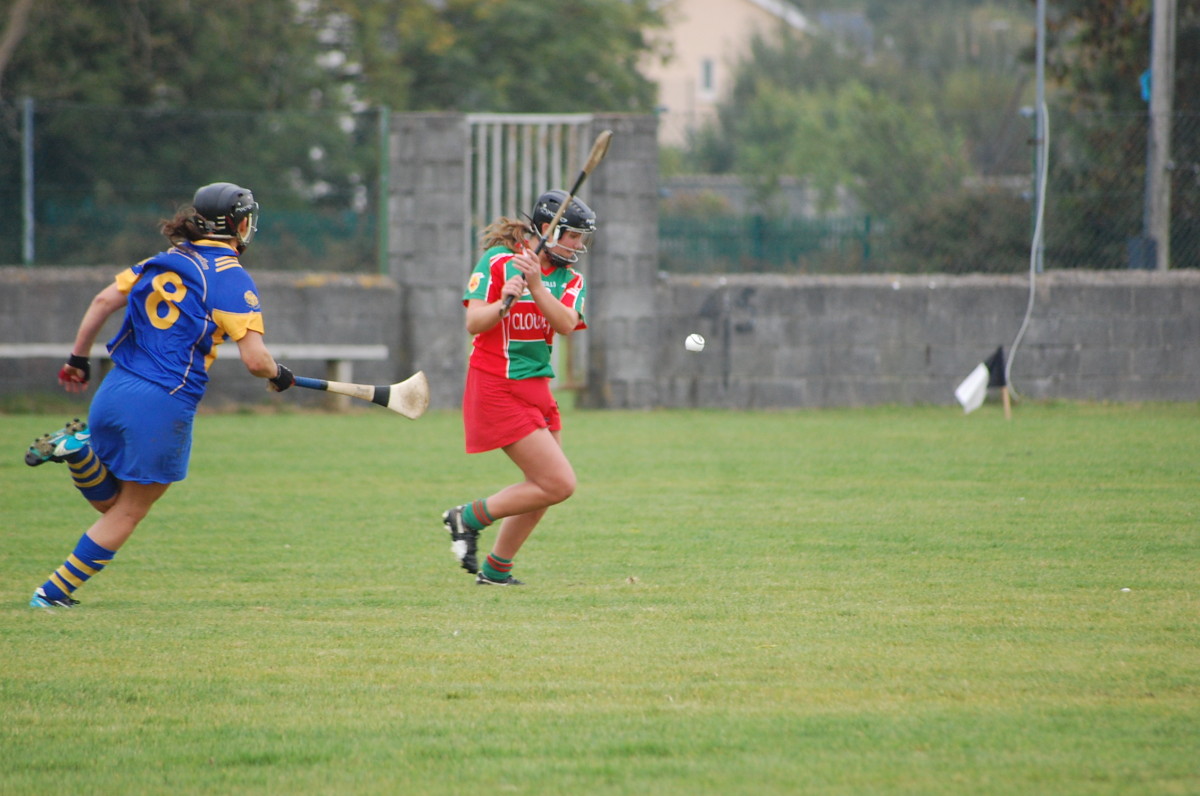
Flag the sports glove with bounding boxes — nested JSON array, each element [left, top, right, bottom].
[[269, 363, 295, 392], [59, 353, 91, 385]]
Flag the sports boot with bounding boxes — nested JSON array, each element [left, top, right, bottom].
[[30, 587, 80, 608], [25, 419, 90, 467], [442, 506, 480, 574], [475, 572, 524, 586]]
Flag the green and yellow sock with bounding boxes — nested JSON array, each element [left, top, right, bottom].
[[482, 553, 513, 582]]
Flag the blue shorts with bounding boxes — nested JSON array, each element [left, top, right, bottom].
[[89, 367, 196, 484]]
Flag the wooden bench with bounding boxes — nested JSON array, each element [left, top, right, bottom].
[[0, 343, 389, 410]]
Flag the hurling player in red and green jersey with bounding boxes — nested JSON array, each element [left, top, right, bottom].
[[442, 189, 594, 586]]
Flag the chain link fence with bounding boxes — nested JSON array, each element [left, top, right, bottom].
[[660, 107, 1200, 274], [0, 100, 385, 272], [2, 101, 1198, 273]]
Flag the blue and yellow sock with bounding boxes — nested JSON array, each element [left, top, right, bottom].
[[38, 532, 117, 601], [481, 553, 513, 582], [462, 499, 494, 531], [67, 446, 119, 502]]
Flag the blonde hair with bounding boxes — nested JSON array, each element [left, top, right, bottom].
[[480, 217, 530, 252]]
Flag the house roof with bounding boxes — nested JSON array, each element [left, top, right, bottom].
[[744, 0, 809, 31]]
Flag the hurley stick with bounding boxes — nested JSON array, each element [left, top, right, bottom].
[[292, 371, 429, 419], [499, 129, 613, 317]]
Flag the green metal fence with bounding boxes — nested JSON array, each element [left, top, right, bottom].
[[3, 101, 1198, 273], [658, 215, 880, 274], [0, 100, 385, 272]]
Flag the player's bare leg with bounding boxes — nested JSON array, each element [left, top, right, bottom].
[[489, 428, 575, 520], [471, 429, 572, 584], [491, 506, 548, 561], [85, 481, 171, 551], [443, 428, 574, 578], [31, 481, 169, 607]]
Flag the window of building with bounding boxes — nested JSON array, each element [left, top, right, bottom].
[[699, 58, 716, 99]]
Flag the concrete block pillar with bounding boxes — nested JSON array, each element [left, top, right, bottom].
[[578, 114, 661, 408], [386, 113, 471, 408]]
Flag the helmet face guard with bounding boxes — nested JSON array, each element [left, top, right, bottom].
[[192, 182, 259, 246], [530, 189, 597, 266]]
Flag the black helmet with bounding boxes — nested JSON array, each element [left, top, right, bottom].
[[530, 189, 596, 266], [192, 182, 259, 245]]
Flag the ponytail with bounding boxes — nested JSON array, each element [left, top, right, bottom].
[[480, 217, 530, 253], [160, 206, 206, 245]]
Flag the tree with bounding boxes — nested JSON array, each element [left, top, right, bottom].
[[0, 0, 33, 95], [1040, 1, 1200, 268], [0, 0, 375, 265], [0, 0, 664, 266], [687, 31, 971, 220], [316, 0, 663, 113], [676, 2, 1120, 272]]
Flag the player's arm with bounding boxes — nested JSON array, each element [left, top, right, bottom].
[[59, 282, 127, 393], [465, 274, 526, 335], [528, 285, 581, 336], [506, 249, 580, 335], [234, 330, 294, 391]]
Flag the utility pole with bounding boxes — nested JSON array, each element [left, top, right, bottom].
[[1033, 0, 1046, 273], [1144, 0, 1176, 271], [22, 97, 34, 266]]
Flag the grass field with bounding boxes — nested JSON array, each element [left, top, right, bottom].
[[1, 401, 1197, 795]]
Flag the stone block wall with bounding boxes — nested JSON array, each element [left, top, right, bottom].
[[0, 267, 400, 410], [2, 268, 1197, 411], [576, 114, 662, 409], [643, 270, 1200, 408]]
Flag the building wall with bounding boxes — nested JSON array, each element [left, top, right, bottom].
[[645, 0, 808, 146]]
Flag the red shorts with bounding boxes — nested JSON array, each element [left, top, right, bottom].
[[463, 367, 561, 453]]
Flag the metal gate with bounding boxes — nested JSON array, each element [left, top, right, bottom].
[[466, 113, 594, 234], [465, 113, 594, 391]]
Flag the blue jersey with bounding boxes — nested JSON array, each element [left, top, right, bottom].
[[106, 239, 265, 407]]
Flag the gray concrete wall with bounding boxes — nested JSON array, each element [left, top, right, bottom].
[[648, 270, 1200, 408], [577, 114, 663, 409], [2, 267, 1197, 410], [0, 267, 400, 410]]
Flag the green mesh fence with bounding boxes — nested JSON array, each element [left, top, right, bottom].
[[0, 101, 384, 272], [658, 215, 882, 274], [3, 101, 1198, 273], [658, 109, 1200, 273]]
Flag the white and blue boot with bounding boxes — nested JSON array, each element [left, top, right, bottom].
[[25, 418, 90, 467]]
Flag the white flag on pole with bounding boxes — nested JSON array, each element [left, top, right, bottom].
[[954, 363, 989, 414]]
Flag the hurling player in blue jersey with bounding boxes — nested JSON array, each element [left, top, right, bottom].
[[24, 182, 295, 608]]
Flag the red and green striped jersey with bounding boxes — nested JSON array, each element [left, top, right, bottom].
[[463, 245, 587, 380]]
